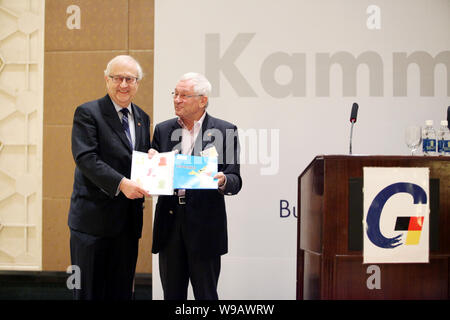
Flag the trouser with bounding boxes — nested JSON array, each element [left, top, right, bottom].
[[69, 228, 139, 300], [159, 203, 221, 300]]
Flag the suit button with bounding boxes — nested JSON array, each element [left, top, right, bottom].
[[169, 210, 174, 215], [227, 192, 232, 195]]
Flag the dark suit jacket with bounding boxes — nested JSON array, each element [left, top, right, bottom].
[[151, 113, 242, 258], [68, 94, 151, 238]]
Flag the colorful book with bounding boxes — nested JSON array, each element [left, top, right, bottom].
[[173, 154, 218, 189], [130, 151, 175, 195], [131, 151, 218, 195]]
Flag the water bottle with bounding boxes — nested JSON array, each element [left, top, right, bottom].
[[422, 120, 436, 155], [437, 120, 450, 155]]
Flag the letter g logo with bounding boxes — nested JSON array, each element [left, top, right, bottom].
[[366, 182, 427, 249]]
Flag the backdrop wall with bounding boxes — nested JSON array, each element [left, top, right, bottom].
[[153, 0, 450, 299], [42, 0, 154, 273]]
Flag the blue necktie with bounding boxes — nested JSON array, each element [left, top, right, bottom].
[[120, 108, 133, 149]]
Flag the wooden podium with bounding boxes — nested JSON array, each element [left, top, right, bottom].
[[296, 155, 450, 299]]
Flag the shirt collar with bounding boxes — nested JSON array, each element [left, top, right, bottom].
[[177, 111, 206, 130], [112, 100, 132, 115]]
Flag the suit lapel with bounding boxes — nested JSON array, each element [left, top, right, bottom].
[[169, 119, 183, 154], [131, 103, 143, 150], [100, 94, 133, 152]]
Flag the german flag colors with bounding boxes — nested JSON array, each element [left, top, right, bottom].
[[394, 216, 424, 245]]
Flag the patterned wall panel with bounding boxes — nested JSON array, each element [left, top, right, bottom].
[[0, 0, 44, 270], [43, 0, 154, 272]]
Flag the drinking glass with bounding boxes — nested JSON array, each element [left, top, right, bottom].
[[405, 126, 422, 155]]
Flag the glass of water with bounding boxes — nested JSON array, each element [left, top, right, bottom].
[[405, 125, 422, 155]]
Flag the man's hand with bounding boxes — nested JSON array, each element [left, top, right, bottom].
[[148, 148, 179, 159], [148, 148, 159, 159], [119, 178, 150, 199], [213, 172, 227, 189]]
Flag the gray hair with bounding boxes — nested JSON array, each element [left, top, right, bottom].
[[179, 72, 212, 97], [104, 55, 144, 80]]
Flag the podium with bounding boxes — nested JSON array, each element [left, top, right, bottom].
[[296, 155, 450, 299]]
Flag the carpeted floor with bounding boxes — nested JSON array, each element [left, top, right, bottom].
[[0, 271, 152, 300]]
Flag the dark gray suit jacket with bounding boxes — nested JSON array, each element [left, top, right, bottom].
[[151, 112, 242, 258], [68, 94, 151, 238]]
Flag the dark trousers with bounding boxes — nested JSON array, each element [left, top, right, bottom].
[[69, 228, 139, 300], [159, 204, 221, 300]]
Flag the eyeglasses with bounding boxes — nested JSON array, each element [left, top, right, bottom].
[[109, 75, 138, 85], [171, 92, 203, 100]]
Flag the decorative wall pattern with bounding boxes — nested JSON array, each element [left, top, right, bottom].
[[0, 0, 154, 273], [0, 0, 44, 270]]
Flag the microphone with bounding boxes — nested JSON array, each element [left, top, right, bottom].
[[350, 103, 359, 123], [349, 103, 359, 155]]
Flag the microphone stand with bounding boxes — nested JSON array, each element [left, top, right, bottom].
[[349, 120, 355, 155]]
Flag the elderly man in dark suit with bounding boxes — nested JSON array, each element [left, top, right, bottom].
[[68, 55, 151, 300], [150, 72, 242, 300]]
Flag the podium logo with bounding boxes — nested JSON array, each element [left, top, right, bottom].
[[394, 216, 424, 245], [366, 182, 427, 249]]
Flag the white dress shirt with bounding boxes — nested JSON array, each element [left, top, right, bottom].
[[177, 111, 206, 155]]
